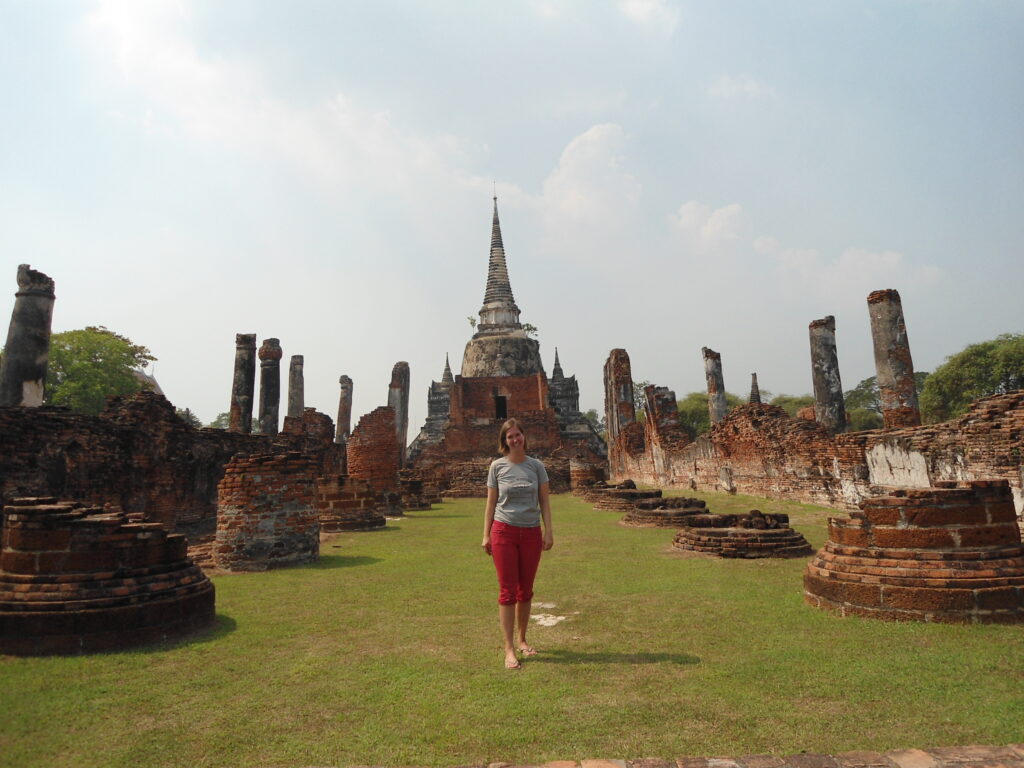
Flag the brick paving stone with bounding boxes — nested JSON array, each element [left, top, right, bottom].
[[738, 756, 787, 768], [677, 759, 712, 768], [784, 755, 840, 768], [581, 761, 627, 768], [628, 760, 675, 768], [927, 747, 1023, 763], [542, 762, 580, 768], [886, 749, 940, 768], [834, 751, 894, 768], [707, 760, 742, 768], [1011, 746, 1024, 760]]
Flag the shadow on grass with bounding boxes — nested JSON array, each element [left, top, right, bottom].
[[309, 554, 383, 569], [125, 613, 239, 656], [532, 649, 700, 665]]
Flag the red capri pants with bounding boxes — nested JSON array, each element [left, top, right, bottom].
[[490, 520, 543, 605]]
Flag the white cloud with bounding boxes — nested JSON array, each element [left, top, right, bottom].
[[617, 0, 680, 34], [542, 123, 640, 222], [708, 74, 778, 100], [671, 200, 743, 251]]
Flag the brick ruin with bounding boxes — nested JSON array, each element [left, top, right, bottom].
[[578, 480, 813, 558], [604, 290, 1024, 519], [0, 497, 215, 655], [407, 197, 607, 495], [805, 481, 1024, 623], [215, 453, 320, 571], [347, 405, 404, 515]]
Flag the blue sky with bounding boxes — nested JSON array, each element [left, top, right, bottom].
[[2, 1, 1022, 434]]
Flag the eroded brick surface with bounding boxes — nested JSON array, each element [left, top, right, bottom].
[[805, 481, 1024, 622], [0, 497, 215, 655]]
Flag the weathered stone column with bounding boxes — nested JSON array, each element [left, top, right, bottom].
[[257, 338, 283, 436], [336, 375, 353, 445], [702, 347, 727, 425], [287, 355, 304, 419], [229, 334, 257, 433], [388, 361, 410, 468], [867, 289, 921, 428], [603, 349, 635, 442], [0, 264, 56, 407], [808, 316, 847, 434], [748, 373, 761, 404]]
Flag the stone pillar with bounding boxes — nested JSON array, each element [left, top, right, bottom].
[[603, 348, 635, 442], [388, 361, 410, 468], [257, 338, 283, 436], [702, 347, 727, 425], [867, 289, 921, 428], [287, 355, 304, 419], [0, 264, 56, 408], [808, 316, 847, 434], [229, 334, 257, 433], [336, 375, 353, 445], [748, 373, 761, 404]]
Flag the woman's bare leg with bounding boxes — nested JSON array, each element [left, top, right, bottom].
[[515, 600, 536, 654], [499, 604, 519, 668]]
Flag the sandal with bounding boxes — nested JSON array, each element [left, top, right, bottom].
[[518, 645, 538, 657], [505, 656, 522, 670]]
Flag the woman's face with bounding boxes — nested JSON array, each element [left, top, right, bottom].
[[505, 426, 525, 451]]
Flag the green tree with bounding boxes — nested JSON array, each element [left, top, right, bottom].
[[676, 390, 744, 438], [844, 373, 931, 416], [208, 411, 259, 431], [919, 333, 1024, 423], [582, 407, 606, 440], [46, 326, 156, 415], [522, 323, 538, 338], [769, 393, 814, 417], [176, 408, 203, 428]]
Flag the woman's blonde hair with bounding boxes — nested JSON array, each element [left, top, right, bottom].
[[498, 418, 527, 455]]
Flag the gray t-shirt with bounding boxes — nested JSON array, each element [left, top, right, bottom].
[[487, 456, 549, 527]]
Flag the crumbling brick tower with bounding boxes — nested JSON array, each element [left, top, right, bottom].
[[408, 198, 606, 493]]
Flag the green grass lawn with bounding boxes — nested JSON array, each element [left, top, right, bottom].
[[2, 492, 1023, 768]]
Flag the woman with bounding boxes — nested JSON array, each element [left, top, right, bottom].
[[481, 418, 553, 670]]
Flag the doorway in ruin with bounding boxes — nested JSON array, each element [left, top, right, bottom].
[[495, 395, 507, 420]]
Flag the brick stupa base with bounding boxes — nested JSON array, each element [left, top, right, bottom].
[[804, 480, 1024, 623], [0, 498, 214, 655], [622, 496, 708, 527], [672, 510, 813, 559]]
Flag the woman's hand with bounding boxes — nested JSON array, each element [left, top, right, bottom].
[[482, 535, 492, 555], [543, 531, 554, 551]]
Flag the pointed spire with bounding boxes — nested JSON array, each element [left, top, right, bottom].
[[483, 197, 515, 306], [749, 373, 762, 404], [441, 353, 454, 385], [477, 197, 522, 332], [551, 347, 564, 380]]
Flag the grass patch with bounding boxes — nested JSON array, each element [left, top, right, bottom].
[[2, 492, 1022, 767]]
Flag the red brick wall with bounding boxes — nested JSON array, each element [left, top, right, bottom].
[[347, 406, 400, 494], [608, 391, 1024, 517], [448, 374, 549, 424], [215, 453, 320, 571], [0, 391, 342, 533], [316, 475, 387, 531]]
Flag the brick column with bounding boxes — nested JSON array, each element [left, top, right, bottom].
[[867, 289, 921, 428], [257, 338, 282, 436], [229, 333, 257, 433], [702, 347, 727, 425], [388, 361, 410, 468], [336, 375, 353, 445], [0, 264, 56, 408], [287, 355, 304, 419], [603, 349, 635, 443], [808, 315, 847, 433]]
